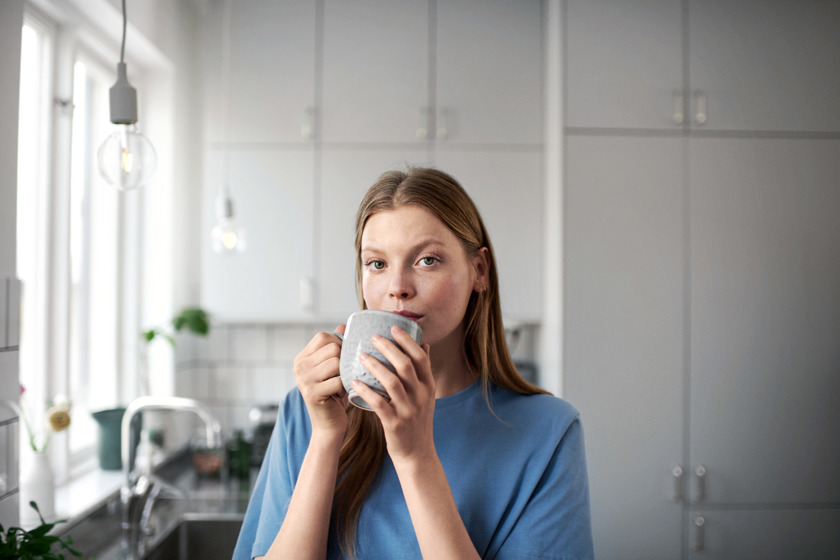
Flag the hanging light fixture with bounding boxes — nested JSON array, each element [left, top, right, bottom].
[[97, 0, 156, 191], [211, 0, 246, 254], [211, 187, 247, 254]]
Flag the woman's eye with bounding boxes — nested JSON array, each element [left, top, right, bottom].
[[419, 256, 438, 266], [367, 260, 385, 270]]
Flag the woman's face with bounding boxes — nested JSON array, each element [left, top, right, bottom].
[[360, 205, 484, 350]]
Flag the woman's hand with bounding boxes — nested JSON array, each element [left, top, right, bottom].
[[351, 325, 436, 465], [293, 326, 348, 438]]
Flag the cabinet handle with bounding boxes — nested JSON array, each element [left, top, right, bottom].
[[300, 277, 314, 313], [437, 107, 449, 140], [301, 107, 315, 140], [694, 464, 707, 502], [672, 90, 684, 125], [693, 90, 707, 126], [692, 515, 706, 551], [671, 465, 684, 501], [416, 107, 430, 140]]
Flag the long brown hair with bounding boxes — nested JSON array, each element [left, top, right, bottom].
[[332, 167, 548, 556]]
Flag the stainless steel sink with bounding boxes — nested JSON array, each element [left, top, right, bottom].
[[140, 514, 244, 560]]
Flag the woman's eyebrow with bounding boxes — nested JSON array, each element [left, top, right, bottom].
[[362, 239, 446, 255]]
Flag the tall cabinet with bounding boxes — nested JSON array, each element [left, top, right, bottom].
[[563, 1, 840, 558]]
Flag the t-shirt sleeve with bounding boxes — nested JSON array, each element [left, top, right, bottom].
[[493, 417, 594, 560], [232, 393, 301, 559]]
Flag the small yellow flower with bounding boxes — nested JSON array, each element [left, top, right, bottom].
[[46, 403, 72, 432]]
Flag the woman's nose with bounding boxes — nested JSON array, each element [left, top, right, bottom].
[[387, 270, 414, 299]]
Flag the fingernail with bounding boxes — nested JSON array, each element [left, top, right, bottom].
[[371, 334, 382, 342], [359, 353, 369, 362]]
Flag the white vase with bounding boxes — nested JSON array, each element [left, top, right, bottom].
[[20, 451, 56, 525]]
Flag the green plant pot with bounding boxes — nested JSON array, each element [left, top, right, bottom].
[[92, 407, 126, 470]]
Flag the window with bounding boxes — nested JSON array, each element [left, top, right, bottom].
[[17, 8, 144, 480]]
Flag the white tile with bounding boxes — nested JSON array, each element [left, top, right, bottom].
[[268, 325, 310, 364], [231, 325, 269, 363], [0, 351, 18, 423], [8, 420, 17, 492], [0, 278, 6, 349], [179, 368, 214, 400], [253, 366, 292, 404], [0, 424, 8, 495], [213, 367, 252, 402], [0, 493, 19, 530], [6, 279, 20, 348], [196, 324, 230, 363]]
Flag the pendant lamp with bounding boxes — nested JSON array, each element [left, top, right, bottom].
[[97, 0, 157, 191]]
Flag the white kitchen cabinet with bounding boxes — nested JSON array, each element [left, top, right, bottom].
[[435, 0, 543, 145], [321, 0, 542, 146], [566, 0, 840, 132], [201, 148, 316, 321], [689, 0, 840, 132], [565, 0, 684, 130], [321, 0, 429, 144], [689, 137, 840, 506], [205, 0, 317, 144], [565, 135, 686, 560]]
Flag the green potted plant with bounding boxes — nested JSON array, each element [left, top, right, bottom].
[[142, 306, 211, 346], [0, 501, 81, 559]]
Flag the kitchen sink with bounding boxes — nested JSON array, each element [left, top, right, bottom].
[[140, 514, 244, 560]]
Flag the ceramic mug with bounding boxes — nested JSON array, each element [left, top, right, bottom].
[[339, 310, 423, 410]]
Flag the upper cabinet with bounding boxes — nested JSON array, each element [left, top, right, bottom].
[[321, 0, 429, 144], [202, 0, 544, 322], [321, 0, 542, 146], [566, 0, 840, 132], [205, 0, 317, 144], [435, 0, 543, 145]]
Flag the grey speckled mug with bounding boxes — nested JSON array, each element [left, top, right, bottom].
[[339, 310, 423, 410]]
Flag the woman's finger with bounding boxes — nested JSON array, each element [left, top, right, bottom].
[[360, 351, 408, 403]]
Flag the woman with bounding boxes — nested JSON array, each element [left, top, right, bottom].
[[233, 167, 593, 559]]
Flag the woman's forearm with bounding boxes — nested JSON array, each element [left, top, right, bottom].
[[264, 432, 343, 560], [394, 452, 481, 560]]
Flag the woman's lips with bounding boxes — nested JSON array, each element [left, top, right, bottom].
[[392, 310, 423, 322]]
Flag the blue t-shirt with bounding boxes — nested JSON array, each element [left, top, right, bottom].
[[233, 379, 593, 559]]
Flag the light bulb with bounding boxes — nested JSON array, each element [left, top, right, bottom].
[[97, 124, 157, 190], [211, 190, 246, 254], [211, 219, 247, 254]]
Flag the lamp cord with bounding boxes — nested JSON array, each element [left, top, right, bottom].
[[120, 0, 127, 64]]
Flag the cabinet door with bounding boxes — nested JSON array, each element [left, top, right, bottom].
[[689, 138, 840, 504], [564, 136, 685, 560], [436, 0, 543, 144], [687, 509, 840, 560], [564, 0, 684, 130], [205, 0, 317, 143], [318, 149, 430, 319], [433, 150, 543, 321], [202, 149, 315, 321], [689, 0, 840, 132], [321, 0, 429, 143]]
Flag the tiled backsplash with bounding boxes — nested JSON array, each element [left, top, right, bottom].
[[0, 277, 22, 528], [173, 320, 539, 438]]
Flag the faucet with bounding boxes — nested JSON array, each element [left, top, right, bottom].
[[120, 396, 223, 552]]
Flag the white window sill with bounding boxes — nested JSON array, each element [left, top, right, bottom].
[[53, 467, 123, 524]]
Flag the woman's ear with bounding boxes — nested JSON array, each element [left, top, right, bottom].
[[472, 247, 490, 292]]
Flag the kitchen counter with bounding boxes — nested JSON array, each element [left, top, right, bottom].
[[54, 451, 255, 559]]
